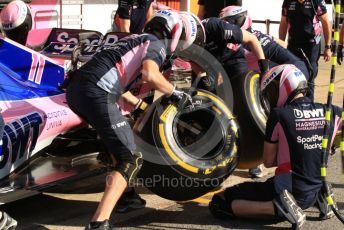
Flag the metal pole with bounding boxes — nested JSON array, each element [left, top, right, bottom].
[[320, 1, 344, 223]]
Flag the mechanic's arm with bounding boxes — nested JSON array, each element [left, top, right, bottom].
[[263, 110, 279, 168], [242, 29, 265, 60], [279, 15, 288, 41], [340, 24, 344, 45], [263, 142, 278, 168], [141, 60, 174, 96], [121, 91, 140, 107], [120, 19, 131, 32], [272, 36, 288, 48], [338, 24, 344, 64], [117, 0, 132, 32], [319, 13, 332, 62]]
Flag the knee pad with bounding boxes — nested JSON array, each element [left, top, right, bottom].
[[114, 151, 143, 183], [209, 193, 235, 219]]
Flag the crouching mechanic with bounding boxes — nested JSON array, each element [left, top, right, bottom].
[[200, 16, 268, 80], [183, 13, 268, 92], [219, 5, 310, 82], [66, 10, 204, 230], [208, 64, 342, 229]]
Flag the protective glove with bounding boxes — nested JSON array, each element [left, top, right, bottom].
[[337, 44, 343, 65], [132, 99, 148, 121], [258, 59, 270, 81], [165, 87, 194, 109]]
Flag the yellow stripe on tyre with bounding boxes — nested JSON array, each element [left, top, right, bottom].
[[158, 90, 239, 175]]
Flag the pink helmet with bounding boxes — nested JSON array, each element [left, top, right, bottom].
[[178, 11, 206, 50], [219, 6, 252, 30], [0, 0, 32, 45], [260, 64, 308, 108], [144, 10, 183, 52]]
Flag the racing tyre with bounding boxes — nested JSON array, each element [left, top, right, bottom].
[[231, 71, 268, 168], [134, 90, 239, 201]]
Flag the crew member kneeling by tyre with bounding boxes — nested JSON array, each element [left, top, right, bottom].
[[66, 10, 202, 230], [208, 64, 342, 229]]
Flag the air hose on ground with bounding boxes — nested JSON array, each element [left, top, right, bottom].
[[320, 0, 344, 224]]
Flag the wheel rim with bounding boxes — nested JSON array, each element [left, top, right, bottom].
[[172, 108, 226, 161]]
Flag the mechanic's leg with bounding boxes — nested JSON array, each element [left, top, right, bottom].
[[92, 168, 127, 221], [69, 87, 142, 228], [234, 192, 306, 228], [300, 43, 320, 101], [232, 200, 275, 218], [89, 104, 141, 222], [288, 43, 319, 101], [209, 178, 276, 219]]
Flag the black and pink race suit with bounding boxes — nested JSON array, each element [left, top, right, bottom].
[[66, 34, 166, 162], [266, 97, 342, 208]]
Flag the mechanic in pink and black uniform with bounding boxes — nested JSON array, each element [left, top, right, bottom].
[[201, 17, 267, 81], [208, 64, 342, 229], [66, 10, 204, 230], [279, 0, 332, 101], [113, 0, 154, 33], [220, 6, 310, 82]]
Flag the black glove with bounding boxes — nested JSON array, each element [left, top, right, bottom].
[[132, 99, 148, 121], [166, 87, 194, 109], [337, 44, 343, 65], [258, 59, 270, 80]]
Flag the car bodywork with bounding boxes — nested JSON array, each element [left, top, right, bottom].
[[0, 30, 107, 203]]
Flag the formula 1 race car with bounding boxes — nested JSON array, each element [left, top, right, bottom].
[[0, 28, 267, 203]]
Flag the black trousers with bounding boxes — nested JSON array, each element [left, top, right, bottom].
[[66, 78, 136, 163], [288, 42, 321, 101]]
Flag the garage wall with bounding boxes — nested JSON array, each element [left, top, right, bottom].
[[157, 0, 180, 10]]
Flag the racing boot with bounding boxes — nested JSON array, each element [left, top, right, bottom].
[[273, 190, 306, 230], [115, 188, 146, 213], [85, 219, 112, 230], [0, 211, 17, 230], [209, 193, 235, 219], [316, 182, 336, 220]]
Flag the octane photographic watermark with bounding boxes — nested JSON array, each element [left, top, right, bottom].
[[106, 173, 222, 189], [105, 38, 237, 180]]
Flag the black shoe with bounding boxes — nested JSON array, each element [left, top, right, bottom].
[[273, 190, 306, 229], [0, 211, 17, 230], [317, 182, 335, 220], [209, 194, 234, 219], [115, 189, 146, 213], [85, 219, 112, 230], [248, 165, 263, 178]]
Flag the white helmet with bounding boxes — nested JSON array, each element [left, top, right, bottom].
[[0, 0, 33, 45], [219, 6, 252, 30], [144, 10, 183, 52], [260, 64, 308, 108], [178, 11, 206, 51]]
